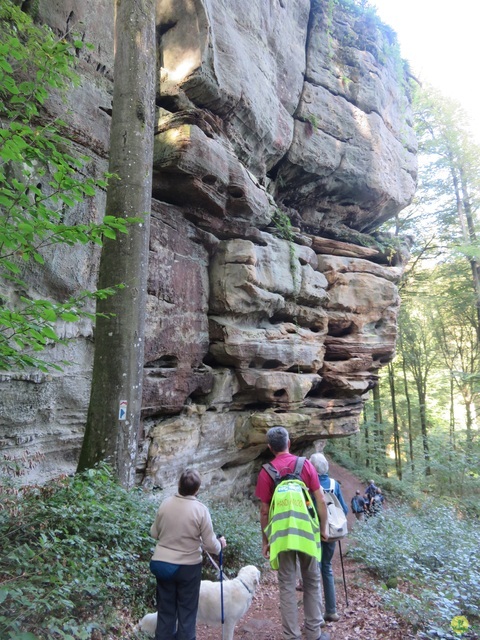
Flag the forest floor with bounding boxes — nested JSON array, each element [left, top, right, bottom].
[[196, 461, 415, 640]]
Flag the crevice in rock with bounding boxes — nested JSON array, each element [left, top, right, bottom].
[[327, 319, 355, 338], [307, 381, 337, 399], [265, 0, 320, 186], [241, 402, 271, 411], [145, 355, 178, 369]]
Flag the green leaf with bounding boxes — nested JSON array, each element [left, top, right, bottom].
[[102, 228, 117, 240], [41, 308, 57, 322], [3, 260, 21, 274], [41, 326, 58, 341], [0, 57, 13, 73]]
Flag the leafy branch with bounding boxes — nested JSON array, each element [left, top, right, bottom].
[[0, 1, 136, 371]]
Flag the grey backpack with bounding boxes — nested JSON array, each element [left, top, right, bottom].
[[324, 478, 348, 540]]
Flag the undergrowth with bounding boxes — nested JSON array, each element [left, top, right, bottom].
[[349, 503, 480, 639], [0, 465, 264, 639], [204, 500, 264, 579]]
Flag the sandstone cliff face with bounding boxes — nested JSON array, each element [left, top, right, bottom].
[[0, 0, 416, 493]]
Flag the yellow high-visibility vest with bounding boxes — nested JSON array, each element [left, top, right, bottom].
[[264, 479, 321, 570]]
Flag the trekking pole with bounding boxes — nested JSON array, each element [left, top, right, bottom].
[[219, 545, 225, 640], [338, 540, 349, 608]]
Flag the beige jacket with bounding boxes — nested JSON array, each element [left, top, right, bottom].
[[150, 494, 221, 565]]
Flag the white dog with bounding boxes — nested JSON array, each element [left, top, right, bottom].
[[138, 565, 261, 640]]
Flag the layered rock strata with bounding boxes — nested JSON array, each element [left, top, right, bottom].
[[0, 0, 416, 493]]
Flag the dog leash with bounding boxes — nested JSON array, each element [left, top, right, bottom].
[[205, 550, 220, 572], [206, 552, 253, 596]]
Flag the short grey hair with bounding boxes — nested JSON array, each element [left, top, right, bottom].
[[310, 452, 329, 475], [266, 426, 289, 453]]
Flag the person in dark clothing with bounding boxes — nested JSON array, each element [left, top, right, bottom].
[[370, 488, 385, 515], [351, 490, 366, 521], [364, 480, 378, 516], [365, 479, 377, 502]]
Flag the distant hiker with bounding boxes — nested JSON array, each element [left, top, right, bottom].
[[256, 427, 330, 640], [365, 479, 377, 502], [370, 488, 385, 515], [351, 490, 366, 521], [310, 452, 348, 623]]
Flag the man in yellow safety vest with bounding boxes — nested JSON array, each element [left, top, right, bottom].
[[255, 427, 329, 640]]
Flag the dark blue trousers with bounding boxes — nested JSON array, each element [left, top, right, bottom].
[[155, 562, 203, 640]]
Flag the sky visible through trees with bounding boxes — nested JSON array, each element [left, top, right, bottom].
[[372, 0, 480, 143]]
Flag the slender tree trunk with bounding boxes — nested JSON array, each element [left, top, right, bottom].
[[400, 351, 415, 474], [388, 363, 402, 480], [464, 397, 474, 447], [372, 383, 385, 475], [363, 404, 370, 468], [416, 379, 431, 476], [347, 434, 353, 458], [77, 0, 156, 487], [449, 375, 456, 452]]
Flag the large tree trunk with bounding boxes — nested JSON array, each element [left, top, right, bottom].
[[77, 0, 156, 487]]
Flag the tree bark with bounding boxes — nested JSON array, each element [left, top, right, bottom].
[[372, 383, 385, 475], [400, 336, 414, 474], [363, 404, 370, 469], [415, 380, 431, 476], [449, 375, 456, 452], [388, 362, 402, 480], [77, 0, 156, 487]]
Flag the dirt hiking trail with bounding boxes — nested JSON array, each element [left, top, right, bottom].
[[197, 460, 413, 640]]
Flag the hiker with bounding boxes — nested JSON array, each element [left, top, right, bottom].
[[370, 488, 385, 515], [364, 479, 377, 516], [351, 490, 366, 521], [149, 468, 227, 640], [256, 426, 330, 640], [310, 453, 348, 623], [365, 479, 377, 502]]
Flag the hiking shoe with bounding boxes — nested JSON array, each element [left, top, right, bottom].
[[324, 613, 340, 622], [317, 633, 330, 640]]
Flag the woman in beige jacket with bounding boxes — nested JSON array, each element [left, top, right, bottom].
[[149, 468, 226, 640]]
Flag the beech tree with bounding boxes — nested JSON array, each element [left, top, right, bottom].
[[387, 362, 402, 479], [398, 304, 438, 476], [414, 87, 480, 340], [431, 260, 480, 444], [77, 0, 156, 486]]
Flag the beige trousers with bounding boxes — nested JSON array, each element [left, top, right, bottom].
[[277, 550, 324, 640]]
